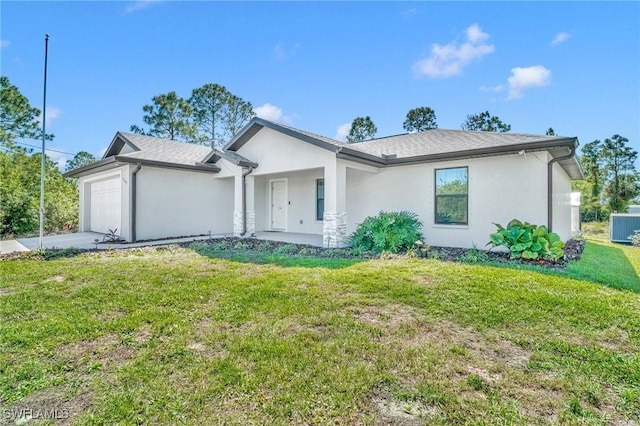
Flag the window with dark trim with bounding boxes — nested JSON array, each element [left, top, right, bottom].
[[316, 179, 325, 221], [435, 167, 468, 225]]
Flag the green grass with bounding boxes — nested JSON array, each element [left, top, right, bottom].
[[564, 240, 640, 291], [1, 242, 639, 424]]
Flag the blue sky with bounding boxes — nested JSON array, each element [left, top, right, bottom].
[[2, 1, 639, 170]]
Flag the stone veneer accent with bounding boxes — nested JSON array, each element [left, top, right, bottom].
[[322, 212, 347, 248], [233, 211, 255, 237]]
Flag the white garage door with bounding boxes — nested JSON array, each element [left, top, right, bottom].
[[90, 177, 122, 234]]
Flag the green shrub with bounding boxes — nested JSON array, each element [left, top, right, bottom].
[[349, 211, 423, 253], [487, 219, 565, 261], [458, 245, 489, 263], [628, 230, 640, 246], [273, 244, 299, 255]]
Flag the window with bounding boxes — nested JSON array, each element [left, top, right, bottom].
[[316, 179, 324, 221], [435, 167, 468, 225]]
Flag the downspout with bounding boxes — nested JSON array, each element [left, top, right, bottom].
[[240, 165, 255, 236], [547, 146, 575, 232], [131, 162, 142, 242]]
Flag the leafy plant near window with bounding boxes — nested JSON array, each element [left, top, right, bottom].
[[487, 219, 565, 261], [349, 211, 423, 253]]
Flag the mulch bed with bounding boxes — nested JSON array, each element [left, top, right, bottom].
[[1, 236, 587, 270]]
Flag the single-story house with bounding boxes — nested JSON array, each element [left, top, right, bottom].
[[65, 117, 584, 248]]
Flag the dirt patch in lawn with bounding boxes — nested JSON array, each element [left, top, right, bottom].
[[2, 384, 92, 426], [407, 320, 531, 369], [371, 387, 438, 425], [349, 303, 422, 328]]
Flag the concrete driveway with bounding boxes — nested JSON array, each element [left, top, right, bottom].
[[0, 232, 232, 255], [0, 231, 323, 255], [0, 232, 106, 254]]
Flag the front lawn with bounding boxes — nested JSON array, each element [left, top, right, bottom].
[[1, 242, 639, 424]]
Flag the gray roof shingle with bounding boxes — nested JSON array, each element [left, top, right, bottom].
[[346, 129, 569, 158], [115, 132, 213, 165]]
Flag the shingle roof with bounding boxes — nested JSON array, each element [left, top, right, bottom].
[[225, 118, 345, 152], [115, 132, 212, 165], [67, 119, 582, 179], [347, 129, 568, 159], [272, 122, 345, 148]]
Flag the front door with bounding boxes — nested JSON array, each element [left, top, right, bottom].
[[270, 180, 287, 230]]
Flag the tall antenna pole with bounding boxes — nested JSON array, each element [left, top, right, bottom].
[[39, 34, 49, 249]]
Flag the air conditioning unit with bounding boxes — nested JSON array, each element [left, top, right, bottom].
[[610, 214, 640, 243]]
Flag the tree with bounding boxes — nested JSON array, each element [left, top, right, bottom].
[[403, 107, 438, 132], [129, 124, 148, 135], [461, 111, 511, 132], [189, 84, 254, 147], [222, 94, 254, 143], [601, 135, 639, 213], [65, 151, 97, 172], [1, 148, 78, 237], [546, 128, 556, 136], [0, 79, 77, 237], [0, 76, 53, 147], [576, 140, 605, 220], [347, 116, 377, 143], [133, 91, 196, 142]]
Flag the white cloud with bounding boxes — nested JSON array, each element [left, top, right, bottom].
[[552, 32, 571, 45], [0, 39, 10, 50], [124, 0, 162, 14], [272, 42, 299, 61], [479, 85, 504, 93], [254, 103, 283, 122], [403, 7, 418, 19], [273, 42, 286, 61], [46, 149, 70, 171], [253, 103, 297, 125], [507, 65, 551, 100], [335, 122, 351, 141], [37, 106, 62, 126], [412, 23, 495, 78]]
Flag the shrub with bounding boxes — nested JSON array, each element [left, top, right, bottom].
[[458, 245, 489, 263], [629, 230, 640, 246], [349, 211, 423, 253], [273, 244, 299, 255], [487, 219, 565, 261]]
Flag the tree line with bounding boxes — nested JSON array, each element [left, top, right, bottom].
[[129, 84, 254, 148], [574, 135, 639, 220], [0, 76, 82, 237], [345, 108, 511, 142]]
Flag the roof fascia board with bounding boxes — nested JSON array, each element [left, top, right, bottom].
[[63, 156, 118, 178], [226, 118, 341, 154], [114, 156, 221, 173], [102, 132, 140, 159], [211, 148, 258, 167]]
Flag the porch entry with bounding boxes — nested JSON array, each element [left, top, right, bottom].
[[270, 179, 287, 230]]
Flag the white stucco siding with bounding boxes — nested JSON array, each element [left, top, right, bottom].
[[78, 165, 131, 240], [135, 167, 233, 241], [346, 153, 551, 249], [552, 162, 572, 241], [234, 127, 335, 175], [253, 169, 324, 234]]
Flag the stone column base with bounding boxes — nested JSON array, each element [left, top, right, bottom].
[[323, 212, 347, 248], [233, 211, 255, 237]]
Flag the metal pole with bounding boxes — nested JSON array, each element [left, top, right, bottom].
[[39, 34, 49, 249]]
